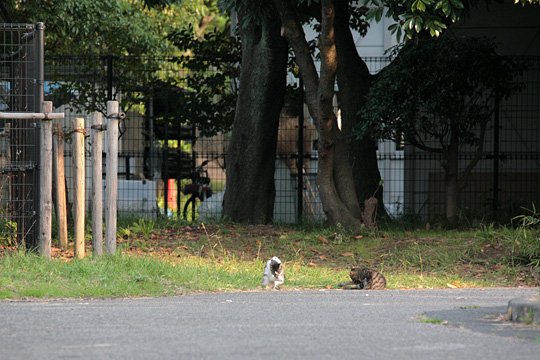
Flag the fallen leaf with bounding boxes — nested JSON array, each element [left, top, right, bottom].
[[354, 235, 364, 240], [446, 283, 458, 289], [318, 236, 329, 244], [319, 255, 328, 260], [341, 252, 355, 257], [307, 262, 317, 267]]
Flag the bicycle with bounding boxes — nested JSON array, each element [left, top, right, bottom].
[[182, 159, 212, 221]]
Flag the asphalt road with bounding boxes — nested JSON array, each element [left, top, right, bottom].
[[1, 288, 539, 360]]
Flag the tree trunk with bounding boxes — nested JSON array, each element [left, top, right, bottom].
[[222, 8, 288, 223], [274, 0, 363, 230], [334, 1, 386, 216], [444, 130, 460, 227]]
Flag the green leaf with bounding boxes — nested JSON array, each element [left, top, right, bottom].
[[449, 0, 465, 9], [433, 20, 448, 29], [375, 7, 384, 22], [414, 16, 424, 32]]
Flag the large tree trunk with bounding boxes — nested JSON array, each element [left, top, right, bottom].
[[334, 2, 386, 216], [444, 129, 460, 227], [222, 9, 288, 223], [275, 0, 363, 230]]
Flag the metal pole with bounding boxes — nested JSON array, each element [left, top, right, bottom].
[[36, 23, 45, 107], [163, 123, 169, 217], [148, 96, 154, 180], [493, 96, 500, 216], [189, 126, 197, 220], [105, 101, 121, 255], [34, 22, 45, 251], [0, 112, 64, 120], [125, 156, 131, 180], [297, 78, 304, 222], [39, 101, 53, 258]]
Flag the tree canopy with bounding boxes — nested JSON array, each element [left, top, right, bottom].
[[358, 36, 524, 224], [366, 0, 540, 41], [1, 0, 227, 56], [2, 0, 239, 134], [359, 36, 522, 149]]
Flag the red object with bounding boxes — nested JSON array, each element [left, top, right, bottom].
[[167, 179, 176, 210]]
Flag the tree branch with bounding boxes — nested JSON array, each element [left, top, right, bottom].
[[317, 0, 337, 130], [408, 136, 444, 154], [273, 0, 320, 119], [459, 117, 489, 187]]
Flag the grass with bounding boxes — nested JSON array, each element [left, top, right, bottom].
[[418, 314, 447, 325], [0, 251, 346, 299], [1, 219, 539, 300]]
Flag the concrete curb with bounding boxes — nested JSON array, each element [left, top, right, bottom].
[[507, 295, 540, 325]]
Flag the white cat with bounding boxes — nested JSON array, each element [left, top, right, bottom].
[[262, 256, 285, 290]]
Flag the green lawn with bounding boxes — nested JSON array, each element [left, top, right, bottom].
[[1, 221, 539, 299]]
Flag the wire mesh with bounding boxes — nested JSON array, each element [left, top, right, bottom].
[[38, 54, 540, 226], [0, 23, 42, 248]]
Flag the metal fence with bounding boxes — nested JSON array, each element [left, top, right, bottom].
[[0, 23, 44, 248], [404, 57, 540, 222], [34, 54, 540, 227]]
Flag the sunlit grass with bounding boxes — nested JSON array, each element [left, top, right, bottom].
[[1, 219, 539, 299], [0, 251, 350, 299]]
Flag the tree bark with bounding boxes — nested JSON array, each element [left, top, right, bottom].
[[444, 129, 460, 227], [222, 8, 288, 223], [275, 0, 363, 230], [333, 1, 386, 216]]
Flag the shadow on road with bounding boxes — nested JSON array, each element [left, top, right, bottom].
[[425, 306, 540, 343]]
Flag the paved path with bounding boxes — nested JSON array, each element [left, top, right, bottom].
[[1, 288, 539, 359]]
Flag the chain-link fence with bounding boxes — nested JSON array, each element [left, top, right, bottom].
[[404, 57, 540, 221], [37, 54, 540, 226], [0, 23, 43, 248]]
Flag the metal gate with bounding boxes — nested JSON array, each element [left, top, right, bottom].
[[0, 23, 44, 249]]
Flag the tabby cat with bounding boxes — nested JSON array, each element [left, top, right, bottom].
[[337, 267, 386, 290]]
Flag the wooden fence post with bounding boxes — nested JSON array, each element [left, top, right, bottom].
[[0, 104, 64, 257], [53, 122, 68, 250], [39, 101, 53, 258], [91, 112, 104, 256], [105, 101, 120, 255], [73, 117, 85, 259]]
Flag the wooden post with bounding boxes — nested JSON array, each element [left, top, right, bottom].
[[39, 101, 53, 258], [91, 112, 104, 256], [105, 101, 119, 255], [73, 117, 85, 259], [53, 122, 68, 250], [0, 104, 64, 257]]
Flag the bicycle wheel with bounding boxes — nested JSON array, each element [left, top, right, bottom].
[[183, 195, 197, 222]]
